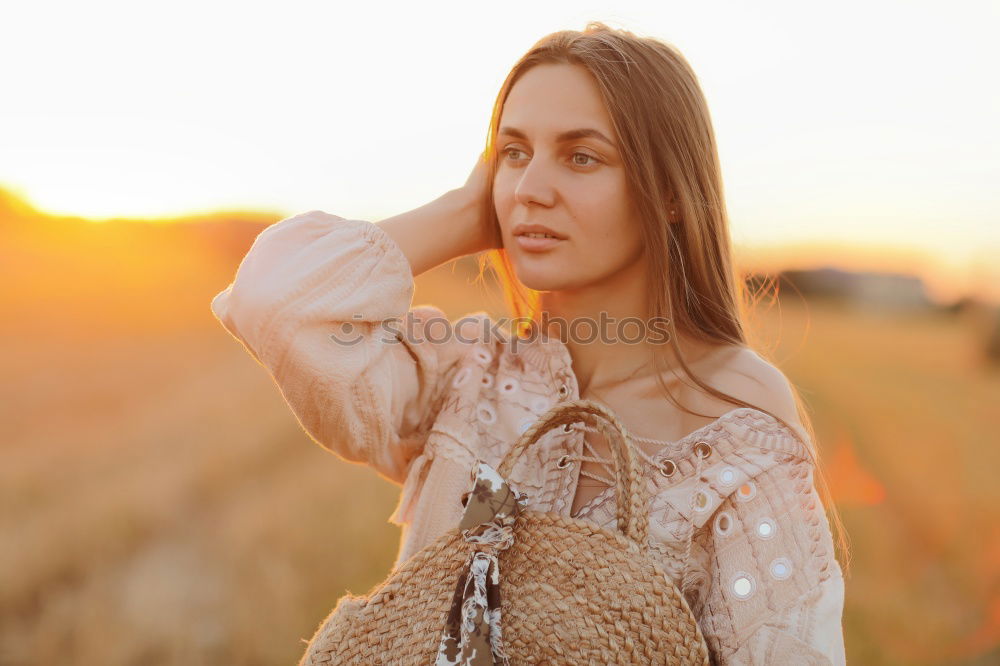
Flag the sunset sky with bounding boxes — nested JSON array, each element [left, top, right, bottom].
[[2, 0, 997, 303]]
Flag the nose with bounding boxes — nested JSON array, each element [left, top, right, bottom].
[[513, 154, 557, 208]]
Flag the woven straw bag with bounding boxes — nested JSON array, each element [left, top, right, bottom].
[[298, 399, 710, 665]]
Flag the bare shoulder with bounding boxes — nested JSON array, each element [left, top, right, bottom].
[[683, 345, 802, 432]]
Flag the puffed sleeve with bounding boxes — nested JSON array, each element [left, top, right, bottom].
[[210, 210, 471, 487], [689, 453, 847, 665]]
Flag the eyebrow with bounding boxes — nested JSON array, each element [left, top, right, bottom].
[[498, 126, 617, 149]]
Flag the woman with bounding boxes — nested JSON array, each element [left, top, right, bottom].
[[212, 22, 849, 664]]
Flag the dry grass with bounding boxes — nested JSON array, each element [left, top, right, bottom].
[[1, 209, 997, 665]]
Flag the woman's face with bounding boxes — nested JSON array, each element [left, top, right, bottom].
[[493, 62, 644, 293]]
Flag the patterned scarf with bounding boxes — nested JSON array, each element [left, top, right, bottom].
[[434, 460, 529, 665]]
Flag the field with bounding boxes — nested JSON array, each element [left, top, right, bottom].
[[1, 206, 997, 665]]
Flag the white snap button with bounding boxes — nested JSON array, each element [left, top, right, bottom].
[[718, 467, 737, 487], [770, 557, 792, 580], [734, 481, 757, 502], [452, 366, 471, 388], [756, 518, 776, 539], [731, 572, 756, 599]]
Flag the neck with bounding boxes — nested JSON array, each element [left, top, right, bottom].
[[537, 256, 653, 395], [536, 256, 717, 396]]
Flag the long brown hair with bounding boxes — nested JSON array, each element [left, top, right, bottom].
[[473, 21, 851, 575]]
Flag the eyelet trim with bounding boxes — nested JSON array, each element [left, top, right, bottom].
[[718, 466, 737, 487], [692, 489, 712, 513], [476, 402, 497, 425], [480, 374, 494, 389], [561, 423, 574, 434], [557, 383, 569, 398], [556, 454, 572, 469], [730, 572, 756, 600], [499, 377, 520, 394], [452, 366, 471, 388], [735, 481, 757, 502], [474, 347, 493, 365], [756, 517, 777, 539], [770, 557, 793, 580], [713, 510, 733, 537]]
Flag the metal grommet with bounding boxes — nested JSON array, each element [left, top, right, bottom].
[[556, 454, 573, 469], [558, 383, 569, 397], [694, 441, 713, 459], [658, 458, 677, 478], [562, 423, 573, 433]]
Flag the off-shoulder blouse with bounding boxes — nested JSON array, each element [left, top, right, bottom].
[[210, 210, 847, 664]]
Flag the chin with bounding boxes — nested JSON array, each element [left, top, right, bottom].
[[513, 263, 582, 293]]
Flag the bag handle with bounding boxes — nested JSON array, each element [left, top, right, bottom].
[[497, 399, 649, 547]]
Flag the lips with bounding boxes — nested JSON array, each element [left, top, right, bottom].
[[512, 223, 567, 240], [514, 234, 563, 253]]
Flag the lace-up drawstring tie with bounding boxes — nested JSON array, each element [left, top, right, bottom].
[[556, 423, 713, 581]]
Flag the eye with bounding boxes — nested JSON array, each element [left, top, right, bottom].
[[501, 147, 527, 162], [571, 152, 600, 167], [499, 146, 601, 169]]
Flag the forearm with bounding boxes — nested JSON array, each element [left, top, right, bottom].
[[211, 210, 457, 486], [375, 188, 484, 278]]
